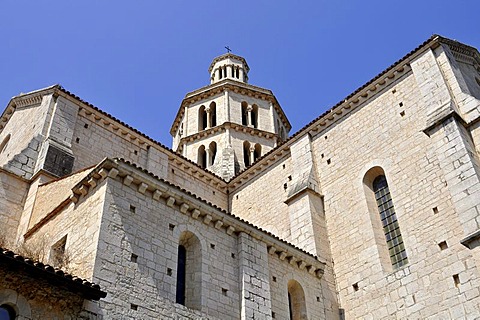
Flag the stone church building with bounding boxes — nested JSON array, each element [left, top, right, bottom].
[[0, 34, 480, 319]]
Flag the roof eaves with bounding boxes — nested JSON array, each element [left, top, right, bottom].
[[0, 247, 106, 300]]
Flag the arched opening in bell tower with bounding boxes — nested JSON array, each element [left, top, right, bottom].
[[198, 106, 207, 131], [209, 102, 217, 127], [197, 145, 207, 168], [253, 143, 261, 162], [209, 141, 217, 166], [251, 104, 258, 128], [243, 141, 251, 167], [241, 102, 248, 126]]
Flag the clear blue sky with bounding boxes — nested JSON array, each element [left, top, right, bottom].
[[1, 1, 478, 146]]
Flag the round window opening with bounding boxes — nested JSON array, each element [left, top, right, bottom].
[[0, 304, 16, 320]]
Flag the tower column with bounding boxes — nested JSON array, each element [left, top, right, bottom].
[[216, 68, 221, 80], [239, 68, 245, 82], [205, 107, 211, 129], [246, 106, 252, 127], [206, 148, 211, 167], [249, 146, 255, 164]]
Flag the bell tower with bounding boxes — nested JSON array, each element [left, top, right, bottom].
[[170, 53, 291, 180]]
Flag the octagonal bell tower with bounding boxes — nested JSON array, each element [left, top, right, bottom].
[[170, 53, 291, 180]]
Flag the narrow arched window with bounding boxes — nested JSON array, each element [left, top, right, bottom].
[[176, 245, 187, 305], [243, 141, 251, 167], [209, 102, 217, 127], [209, 141, 217, 166], [251, 104, 258, 128], [176, 232, 202, 310], [236, 67, 240, 79], [198, 106, 207, 131], [241, 102, 248, 126], [373, 175, 408, 269], [253, 143, 261, 162], [287, 280, 307, 320], [197, 145, 206, 168]]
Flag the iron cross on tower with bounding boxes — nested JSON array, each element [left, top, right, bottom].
[[225, 46, 232, 53]]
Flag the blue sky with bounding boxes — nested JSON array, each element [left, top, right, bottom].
[[1, 1, 478, 146]]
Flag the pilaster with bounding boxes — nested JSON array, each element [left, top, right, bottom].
[[237, 232, 272, 320]]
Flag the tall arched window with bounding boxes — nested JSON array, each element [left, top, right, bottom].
[[251, 104, 258, 128], [373, 175, 408, 269], [197, 145, 206, 168], [253, 143, 261, 162], [198, 105, 207, 131], [176, 232, 202, 310], [209, 141, 217, 166], [243, 141, 251, 167], [209, 102, 217, 127], [241, 102, 248, 126], [287, 280, 307, 320], [235, 66, 240, 79]]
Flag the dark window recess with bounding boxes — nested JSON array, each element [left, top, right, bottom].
[[84, 123, 89, 128], [433, 207, 439, 214], [453, 274, 460, 287], [176, 245, 187, 305], [131, 253, 138, 263], [438, 241, 448, 250], [169, 224, 175, 231], [43, 145, 75, 177], [222, 288, 228, 296], [130, 205, 136, 213], [353, 283, 359, 291], [167, 268, 172, 276], [130, 304, 138, 311], [288, 292, 293, 320]]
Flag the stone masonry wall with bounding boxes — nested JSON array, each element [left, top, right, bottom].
[[24, 181, 107, 280], [311, 67, 480, 318], [0, 95, 55, 179], [71, 105, 228, 210], [230, 154, 292, 239], [0, 171, 29, 242], [268, 253, 336, 320], [93, 177, 239, 319]]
